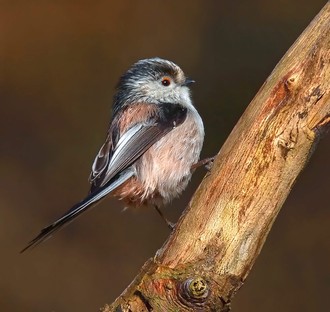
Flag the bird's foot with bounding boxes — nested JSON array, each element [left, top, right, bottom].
[[154, 205, 176, 231], [191, 156, 215, 171]]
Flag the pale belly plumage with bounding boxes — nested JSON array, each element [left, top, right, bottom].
[[135, 110, 204, 204]]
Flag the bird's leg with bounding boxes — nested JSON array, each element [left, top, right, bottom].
[[154, 205, 175, 230], [191, 156, 215, 171]]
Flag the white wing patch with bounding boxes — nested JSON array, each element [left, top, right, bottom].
[[108, 124, 144, 170]]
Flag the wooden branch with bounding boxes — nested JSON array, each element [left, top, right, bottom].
[[102, 3, 330, 311]]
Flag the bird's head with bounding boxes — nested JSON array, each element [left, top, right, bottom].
[[113, 58, 195, 114]]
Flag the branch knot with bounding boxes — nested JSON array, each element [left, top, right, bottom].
[[179, 277, 210, 307]]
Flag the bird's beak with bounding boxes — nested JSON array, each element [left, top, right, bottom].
[[182, 78, 195, 86]]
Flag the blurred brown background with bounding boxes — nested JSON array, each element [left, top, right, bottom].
[[1, 1, 329, 311]]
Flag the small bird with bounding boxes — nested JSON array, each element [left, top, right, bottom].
[[21, 58, 205, 252]]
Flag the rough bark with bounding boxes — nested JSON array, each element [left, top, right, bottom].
[[101, 3, 330, 311]]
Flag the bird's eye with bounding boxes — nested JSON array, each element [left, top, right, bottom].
[[161, 77, 171, 87]]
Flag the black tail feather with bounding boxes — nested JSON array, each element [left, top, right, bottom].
[[20, 193, 103, 253], [20, 169, 134, 253]]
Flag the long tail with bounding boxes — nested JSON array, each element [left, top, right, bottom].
[[21, 169, 134, 253]]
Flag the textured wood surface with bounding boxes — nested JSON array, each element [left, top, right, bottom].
[[102, 3, 330, 311]]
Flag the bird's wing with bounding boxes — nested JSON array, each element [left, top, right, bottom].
[[21, 103, 187, 252], [90, 102, 187, 191]]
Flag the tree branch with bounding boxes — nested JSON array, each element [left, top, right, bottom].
[[102, 3, 330, 311]]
